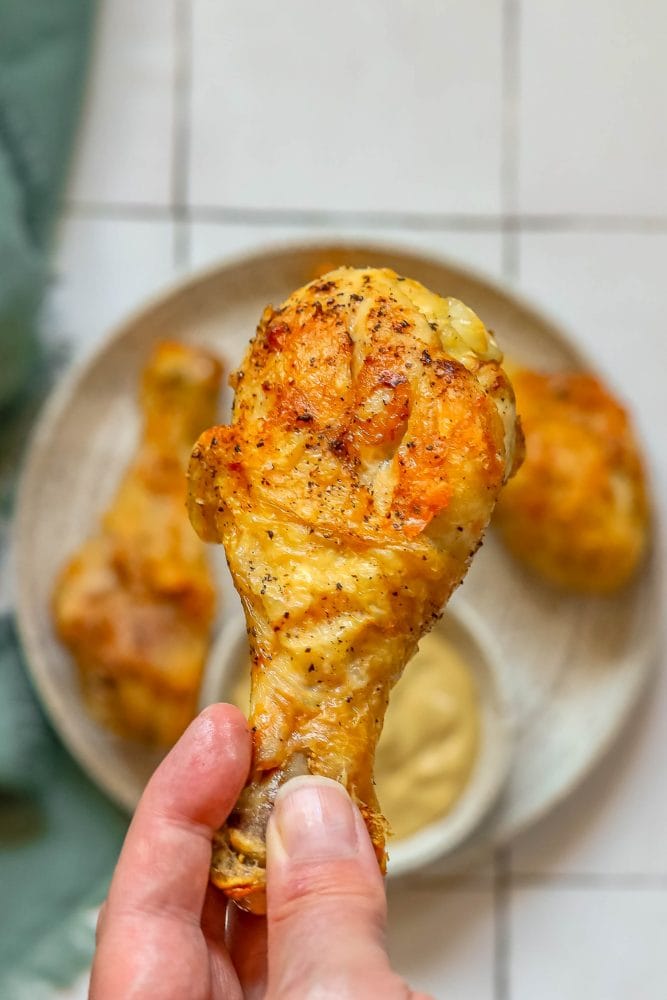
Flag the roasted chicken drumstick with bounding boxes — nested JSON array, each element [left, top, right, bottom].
[[188, 267, 522, 912], [494, 367, 648, 592], [54, 341, 222, 745]]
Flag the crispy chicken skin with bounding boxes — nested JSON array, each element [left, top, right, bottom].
[[494, 368, 649, 593], [188, 267, 522, 912], [53, 341, 222, 745]]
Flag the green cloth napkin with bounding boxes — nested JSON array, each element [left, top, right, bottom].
[[0, 0, 96, 405], [0, 882, 105, 999], [0, 1, 130, 989]]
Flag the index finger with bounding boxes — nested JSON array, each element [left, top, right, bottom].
[[106, 703, 251, 924]]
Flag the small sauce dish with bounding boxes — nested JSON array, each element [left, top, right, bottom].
[[200, 599, 513, 877]]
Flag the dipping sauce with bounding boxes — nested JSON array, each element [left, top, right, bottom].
[[230, 629, 479, 842], [375, 631, 479, 839]]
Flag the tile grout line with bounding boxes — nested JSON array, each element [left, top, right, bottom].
[[411, 871, 667, 892], [501, 0, 521, 281], [496, 7, 520, 997], [171, 0, 193, 269], [509, 873, 667, 890], [494, 848, 512, 1000], [59, 200, 667, 234]]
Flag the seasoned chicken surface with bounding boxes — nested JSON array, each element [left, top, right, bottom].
[[54, 341, 222, 745], [188, 267, 522, 912], [494, 368, 649, 592]]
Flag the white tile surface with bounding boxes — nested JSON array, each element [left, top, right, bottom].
[[189, 0, 503, 213], [516, 233, 667, 470], [387, 887, 495, 999], [510, 887, 667, 1000], [47, 216, 176, 357], [66, 0, 175, 206], [188, 221, 504, 278], [519, 1, 667, 215]]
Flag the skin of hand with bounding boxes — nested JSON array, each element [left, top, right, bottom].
[[90, 704, 432, 1000]]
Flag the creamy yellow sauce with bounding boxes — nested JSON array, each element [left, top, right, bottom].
[[375, 632, 480, 839], [230, 630, 479, 842]]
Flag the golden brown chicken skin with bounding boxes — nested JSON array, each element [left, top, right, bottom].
[[494, 368, 649, 593], [53, 341, 222, 745], [188, 267, 522, 912]]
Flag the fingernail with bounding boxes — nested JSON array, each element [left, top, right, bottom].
[[273, 776, 359, 861]]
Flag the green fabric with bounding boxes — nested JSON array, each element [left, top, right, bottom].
[[0, 610, 127, 975], [0, 1, 130, 989], [0, 882, 106, 999], [0, 0, 97, 405]]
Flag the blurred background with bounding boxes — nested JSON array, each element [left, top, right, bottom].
[[1, 1, 666, 997]]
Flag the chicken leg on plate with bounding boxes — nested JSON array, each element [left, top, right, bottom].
[[54, 341, 222, 746], [188, 267, 522, 912]]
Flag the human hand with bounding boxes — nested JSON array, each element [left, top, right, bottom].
[[91, 705, 431, 999]]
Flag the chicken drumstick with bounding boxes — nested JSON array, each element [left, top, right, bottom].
[[188, 267, 522, 912]]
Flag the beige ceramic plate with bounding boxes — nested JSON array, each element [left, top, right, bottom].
[[14, 242, 660, 871]]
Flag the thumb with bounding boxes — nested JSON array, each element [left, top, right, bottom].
[[265, 775, 426, 999]]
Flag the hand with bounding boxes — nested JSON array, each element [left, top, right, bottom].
[[91, 705, 431, 999]]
